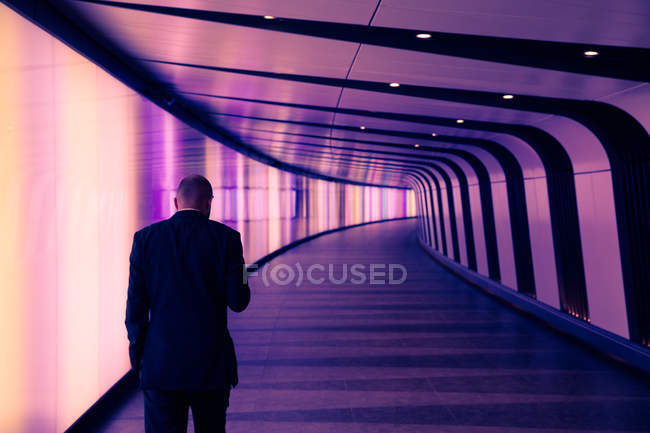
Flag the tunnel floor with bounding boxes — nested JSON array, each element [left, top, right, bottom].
[[101, 219, 650, 433]]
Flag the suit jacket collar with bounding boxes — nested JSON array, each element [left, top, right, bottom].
[[171, 209, 207, 219]]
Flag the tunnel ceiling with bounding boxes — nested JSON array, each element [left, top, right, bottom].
[[30, 0, 650, 189]]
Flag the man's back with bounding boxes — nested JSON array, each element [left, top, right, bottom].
[[126, 209, 250, 390]]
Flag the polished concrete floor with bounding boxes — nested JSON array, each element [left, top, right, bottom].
[[101, 219, 650, 432]]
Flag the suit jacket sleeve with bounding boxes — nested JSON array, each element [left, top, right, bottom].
[[125, 231, 149, 372], [225, 231, 250, 312]]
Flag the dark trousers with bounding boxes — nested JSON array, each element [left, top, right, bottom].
[[143, 388, 230, 433]]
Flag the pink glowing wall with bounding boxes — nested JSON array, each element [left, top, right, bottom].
[[0, 5, 415, 431]]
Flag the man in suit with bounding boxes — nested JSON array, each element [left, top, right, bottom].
[[126, 174, 250, 433]]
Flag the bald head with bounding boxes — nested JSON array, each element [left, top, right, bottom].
[[174, 174, 213, 217]]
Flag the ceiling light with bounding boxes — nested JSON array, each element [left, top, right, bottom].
[[416, 33, 431, 39], [431, 132, 437, 137], [263, 15, 275, 19], [414, 143, 420, 148], [584, 50, 598, 57], [456, 119, 464, 124], [389, 82, 400, 87], [360, 126, 366, 130], [502, 94, 514, 100]]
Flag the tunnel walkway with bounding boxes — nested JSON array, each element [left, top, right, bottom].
[[102, 219, 650, 433]]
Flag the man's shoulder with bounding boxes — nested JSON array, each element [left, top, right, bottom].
[[134, 219, 169, 238], [208, 220, 240, 239], [133, 218, 240, 241]]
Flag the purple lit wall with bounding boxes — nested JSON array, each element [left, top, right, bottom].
[[0, 5, 415, 432]]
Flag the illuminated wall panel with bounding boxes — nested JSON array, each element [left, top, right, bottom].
[[0, 5, 415, 431]]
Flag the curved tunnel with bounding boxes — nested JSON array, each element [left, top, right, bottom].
[[0, 0, 648, 431]]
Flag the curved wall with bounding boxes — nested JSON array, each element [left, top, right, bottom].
[[0, 6, 415, 432], [410, 100, 648, 351]]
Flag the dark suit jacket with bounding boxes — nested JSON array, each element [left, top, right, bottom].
[[125, 209, 250, 390]]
